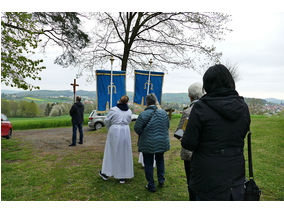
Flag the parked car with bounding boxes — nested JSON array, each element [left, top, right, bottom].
[[88, 110, 138, 130], [1, 113, 13, 139]]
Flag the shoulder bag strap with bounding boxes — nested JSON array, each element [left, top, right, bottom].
[[138, 108, 157, 144], [247, 128, 254, 179], [144, 108, 157, 129]]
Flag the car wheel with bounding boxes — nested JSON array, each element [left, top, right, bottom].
[[6, 129, 12, 139], [95, 122, 103, 130]]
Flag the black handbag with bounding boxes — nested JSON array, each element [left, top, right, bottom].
[[244, 129, 261, 201], [174, 129, 184, 139]]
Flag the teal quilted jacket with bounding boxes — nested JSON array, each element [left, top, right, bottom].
[[134, 105, 170, 153]]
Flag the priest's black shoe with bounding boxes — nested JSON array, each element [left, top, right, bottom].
[[69, 144, 76, 147]]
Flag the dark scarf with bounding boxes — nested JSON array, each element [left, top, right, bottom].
[[117, 103, 129, 111]]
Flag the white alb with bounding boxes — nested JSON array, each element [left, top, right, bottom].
[[101, 106, 134, 179]]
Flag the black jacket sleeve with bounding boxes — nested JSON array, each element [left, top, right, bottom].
[[181, 103, 202, 151], [70, 104, 75, 116]]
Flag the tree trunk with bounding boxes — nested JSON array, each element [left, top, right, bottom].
[[121, 45, 130, 72]]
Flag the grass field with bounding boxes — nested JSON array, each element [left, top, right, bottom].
[[9, 115, 90, 130], [1, 114, 284, 201], [24, 97, 45, 101]]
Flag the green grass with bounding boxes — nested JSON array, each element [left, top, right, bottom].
[[246, 115, 284, 200], [9, 115, 90, 130], [1, 114, 284, 200]]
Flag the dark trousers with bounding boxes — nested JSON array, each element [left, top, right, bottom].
[[194, 185, 244, 201], [184, 160, 196, 201], [72, 123, 83, 145], [143, 152, 165, 191]]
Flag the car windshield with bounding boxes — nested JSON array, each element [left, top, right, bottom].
[[1, 114, 8, 121], [90, 111, 107, 117]]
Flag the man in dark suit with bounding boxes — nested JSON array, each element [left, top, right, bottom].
[[69, 96, 84, 146]]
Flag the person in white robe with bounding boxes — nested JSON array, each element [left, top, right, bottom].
[[138, 152, 156, 168], [99, 95, 134, 184]]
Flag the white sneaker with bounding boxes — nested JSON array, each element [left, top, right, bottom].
[[119, 179, 125, 184]]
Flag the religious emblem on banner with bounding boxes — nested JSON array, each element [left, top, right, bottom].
[[144, 81, 153, 90], [108, 84, 117, 94]]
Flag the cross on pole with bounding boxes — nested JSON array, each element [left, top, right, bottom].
[[71, 79, 79, 103]]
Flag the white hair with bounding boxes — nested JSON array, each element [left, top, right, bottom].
[[188, 82, 204, 100]]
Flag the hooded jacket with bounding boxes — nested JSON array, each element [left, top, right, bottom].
[[70, 101, 85, 125], [181, 88, 250, 200]]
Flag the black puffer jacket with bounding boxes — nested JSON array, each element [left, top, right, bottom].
[[69, 102, 84, 125], [181, 88, 250, 200]]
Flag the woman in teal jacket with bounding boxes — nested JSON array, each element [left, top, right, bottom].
[[134, 93, 170, 192]]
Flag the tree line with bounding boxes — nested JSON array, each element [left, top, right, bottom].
[[1, 100, 40, 117], [1, 99, 96, 118]]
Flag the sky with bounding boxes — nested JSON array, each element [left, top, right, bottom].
[[1, 2, 284, 100]]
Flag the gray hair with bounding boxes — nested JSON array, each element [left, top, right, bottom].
[[146, 93, 157, 106], [188, 82, 204, 100]]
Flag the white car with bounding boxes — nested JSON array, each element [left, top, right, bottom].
[[88, 110, 138, 130]]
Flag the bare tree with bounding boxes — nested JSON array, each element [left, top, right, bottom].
[[77, 12, 231, 74], [33, 12, 90, 67], [224, 60, 240, 82], [1, 12, 90, 90]]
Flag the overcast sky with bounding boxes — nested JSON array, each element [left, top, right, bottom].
[[1, 4, 284, 100]]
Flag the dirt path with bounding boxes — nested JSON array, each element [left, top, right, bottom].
[[13, 127, 141, 158], [13, 127, 108, 153]]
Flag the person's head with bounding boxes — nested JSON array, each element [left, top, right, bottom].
[[188, 82, 204, 101], [203, 64, 235, 94], [76, 96, 81, 102], [146, 93, 157, 106], [120, 95, 129, 104]]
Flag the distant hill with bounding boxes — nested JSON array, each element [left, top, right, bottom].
[[2, 90, 96, 101], [1, 89, 282, 106], [162, 93, 189, 104], [265, 98, 284, 104], [1, 89, 189, 104], [1, 90, 23, 94]]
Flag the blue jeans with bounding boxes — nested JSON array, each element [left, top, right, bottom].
[[143, 152, 165, 191], [72, 123, 83, 145]]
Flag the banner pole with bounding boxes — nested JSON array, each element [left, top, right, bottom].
[[147, 59, 153, 95], [110, 56, 114, 109]]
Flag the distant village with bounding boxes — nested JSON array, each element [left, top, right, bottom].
[[248, 102, 284, 116]]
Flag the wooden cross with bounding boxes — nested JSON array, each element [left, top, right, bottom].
[[71, 79, 79, 103], [165, 108, 175, 120]]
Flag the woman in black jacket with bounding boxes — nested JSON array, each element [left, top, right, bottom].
[[181, 64, 251, 201]]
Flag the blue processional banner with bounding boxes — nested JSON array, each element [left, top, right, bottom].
[[134, 70, 164, 106], [96, 70, 126, 112]]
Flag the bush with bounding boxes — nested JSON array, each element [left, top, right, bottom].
[[49, 103, 72, 116]]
